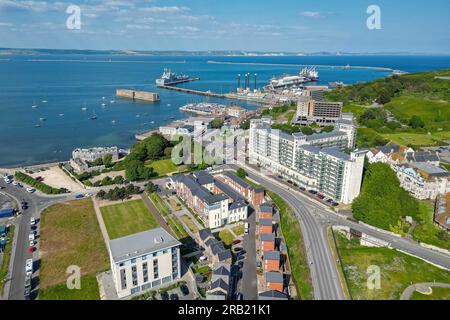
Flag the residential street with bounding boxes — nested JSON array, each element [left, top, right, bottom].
[[231, 163, 450, 300], [239, 207, 257, 300]]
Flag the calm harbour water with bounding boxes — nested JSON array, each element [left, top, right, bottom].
[[0, 54, 449, 168]]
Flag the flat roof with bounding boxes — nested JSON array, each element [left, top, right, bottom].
[[259, 219, 273, 226], [108, 228, 180, 263], [265, 272, 283, 283], [263, 251, 281, 261]]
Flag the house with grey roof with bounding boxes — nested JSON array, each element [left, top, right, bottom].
[[108, 228, 181, 298], [258, 290, 289, 300]]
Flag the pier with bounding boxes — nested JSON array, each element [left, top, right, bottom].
[[116, 89, 160, 102], [157, 85, 274, 104], [157, 85, 225, 98]]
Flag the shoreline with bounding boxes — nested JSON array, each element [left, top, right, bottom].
[[207, 60, 395, 72]]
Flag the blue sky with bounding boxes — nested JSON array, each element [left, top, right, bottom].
[[0, 0, 449, 53]]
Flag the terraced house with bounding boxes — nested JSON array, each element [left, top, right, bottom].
[[249, 117, 365, 204], [171, 171, 248, 229]]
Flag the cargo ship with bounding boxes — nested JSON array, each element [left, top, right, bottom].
[[155, 69, 199, 86], [269, 74, 307, 89]]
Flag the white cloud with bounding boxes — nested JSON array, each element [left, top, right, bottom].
[[0, 22, 13, 27], [301, 11, 322, 18], [140, 6, 189, 14]]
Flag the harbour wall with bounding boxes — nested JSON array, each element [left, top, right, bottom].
[[116, 89, 160, 102]]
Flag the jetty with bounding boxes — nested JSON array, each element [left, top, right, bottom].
[[116, 89, 160, 102], [157, 85, 225, 98]]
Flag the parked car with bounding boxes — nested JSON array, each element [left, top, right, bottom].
[[233, 239, 241, 245], [28, 246, 34, 253], [256, 261, 262, 269], [180, 284, 189, 296], [75, 194, 84, 199], [24, 288, 31, 300], [160, 292, 169, 300], [332, 202, 339, 207], [28, 233, 35, 242], [170, 293, 179, 300], [199, 255, 207, 261], [30, 217, 36, 225], [300, 187, 306, 191], [25, 259, 33, 273], [238, 261, 244, 269]]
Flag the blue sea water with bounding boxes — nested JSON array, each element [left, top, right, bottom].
[[0, 54, 449, 168]]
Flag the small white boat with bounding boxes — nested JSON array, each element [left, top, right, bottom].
[[102, 97, 106, 100], [167, 103, 171, 107], [59, 113, 64, 117], [42, 100, 48, 103], [136, 115, 140, 118], [31, 105, 38, 109], [110, 100, 115, 104], [81, 107, 88, 111], [111, 120, 116, 124], [40, 118, 47, 121], [150, 121, 155, 124], [102, 103, 106, 107], [35, 124, 41, 128]]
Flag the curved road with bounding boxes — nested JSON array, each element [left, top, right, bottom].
[[233, 164, 450, 300], [400, 283, 450, 300]]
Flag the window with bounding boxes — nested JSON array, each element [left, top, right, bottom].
[[119, 262, 124, 267], [141, 255, 147, 261], [151, 279, 161, 287], [120, 269, 127, 290], [162, 276, 172, 284], [131, 258, 136, 264]]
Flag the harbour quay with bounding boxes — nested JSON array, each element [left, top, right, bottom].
[[116, 89, 160, 102]]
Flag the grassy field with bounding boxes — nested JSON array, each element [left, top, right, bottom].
[[101, 199, 159, 240], [267, 191, 313, 300], [381, 132, 450, 147], [232, 225, 245, 236], [335, 233, 450, 300], [0, 226, 14, 296], [342, 103, 367, 119], [410, 287, 450, 300], [413, 201, 450, 250], [180, 214, 198, 233], [39, 275, 101, 300], [216, 230, 234, 248], [145, 159, 185, 176], [39, 199, 109, 292], [385, 96, 450, 131]]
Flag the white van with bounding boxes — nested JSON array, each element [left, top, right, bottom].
[[28, 232, 35, 242], [25, 259, 33, 273]]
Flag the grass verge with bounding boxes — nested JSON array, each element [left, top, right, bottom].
[[39, 274, 101, 300], [0, 226, 14, 296]]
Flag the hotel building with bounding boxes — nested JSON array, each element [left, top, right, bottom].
[[249, 118, 365, 204]]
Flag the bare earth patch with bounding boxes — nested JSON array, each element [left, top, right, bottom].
[[30, 166, 82, 192]]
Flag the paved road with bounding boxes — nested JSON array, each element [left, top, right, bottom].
[[0, 179, 72, 300], [400, 283, 450, 300], [232, 163, 450, 300], [240, 208, 257, 300]]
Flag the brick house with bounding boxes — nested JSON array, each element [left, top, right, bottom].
[[259, 203, 274, 220], [265, 272, 284, 293], [260, 233, 276, 251], [259, 219, 273, 234], [263, 251, 282, 272], [220, 172, 265, 207]]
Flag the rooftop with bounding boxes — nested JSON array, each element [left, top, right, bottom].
[[108, 228, 180, 263], [263, 251, 281, 261], [260, 233, 275, 242], [258, 290, 288, 300], [259, 219, 273, 227], [265, 271, 284, 284]]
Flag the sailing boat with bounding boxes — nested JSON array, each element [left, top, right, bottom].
[[31, 101, 38, 109], [90, 111, 97, 120]]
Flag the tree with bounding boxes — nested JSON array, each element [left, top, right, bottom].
[[91, 158, 103, 166], [210, 118, 224, 129], [97, 190, 106, 199], [409, 115, 425, 129], [300, 126, 314, 135], [236, 168, 247, 179], [146, 181, 157, 193], [352, 163, 419, 230], [103, 153, 113, 167], [321, 126, 335, 133]]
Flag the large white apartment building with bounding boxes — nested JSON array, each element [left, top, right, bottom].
[[249, 118, 365, 204], [108, 228, 181, 298]]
